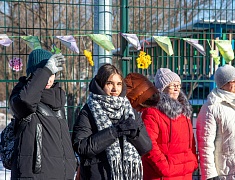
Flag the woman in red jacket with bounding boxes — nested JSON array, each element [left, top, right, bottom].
[[125, 69, 198, 180]]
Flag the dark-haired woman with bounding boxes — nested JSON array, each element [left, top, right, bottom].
[[72, 63, 152, 180]]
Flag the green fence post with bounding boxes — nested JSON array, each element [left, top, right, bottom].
[[120, 0, 129, 77]]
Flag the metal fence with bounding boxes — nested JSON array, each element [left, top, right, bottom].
[[0, 0, 235, 179]]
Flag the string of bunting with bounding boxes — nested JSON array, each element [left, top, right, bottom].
[[0, 33, 234, 71]]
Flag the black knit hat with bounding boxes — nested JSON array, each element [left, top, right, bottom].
[[26, 49, 52, 76]]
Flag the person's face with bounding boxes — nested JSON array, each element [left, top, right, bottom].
[[103, 73, 123, 96], [222, 80, 235, 93], [229, 81, 235, 93], [163, 81, 181, 100], [45, 74, 55, 89]]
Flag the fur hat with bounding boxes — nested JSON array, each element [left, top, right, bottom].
[[154, 68, 181, 91], [125, 73, 158, 111], [214, 64, 235, 88], [26, 49, 52, 76]]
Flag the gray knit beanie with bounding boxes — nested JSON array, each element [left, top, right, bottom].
[[214, 64, 235, 88], [154, 68, 181, 91], [26, 49, 52, 76]]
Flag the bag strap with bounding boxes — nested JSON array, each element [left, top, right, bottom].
[[15, 120, 27, 138], [14, 102, 54, 138], [15, 113, 34, 138], [13, 102, 53, 138]]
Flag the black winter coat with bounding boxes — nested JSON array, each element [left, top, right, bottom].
[[9, 68, 76, 180], [72, 78, 152, 180]]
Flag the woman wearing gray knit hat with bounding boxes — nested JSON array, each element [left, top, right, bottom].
[[7, 49, 77, 179], [197, 64, 235, 180], [133, 68, 198, 180]]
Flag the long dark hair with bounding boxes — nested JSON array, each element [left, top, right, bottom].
[[95, 63, 124, 89]]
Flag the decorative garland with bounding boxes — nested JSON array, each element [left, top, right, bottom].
[[1, 33, 234, 71]]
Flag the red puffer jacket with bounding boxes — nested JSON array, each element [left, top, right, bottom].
[[141, 107, 198, 180]]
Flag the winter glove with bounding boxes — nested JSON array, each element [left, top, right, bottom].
[[116, 117, 139, 138], [45, 53, 66, 74]]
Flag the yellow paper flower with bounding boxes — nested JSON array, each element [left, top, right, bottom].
[[84, 50, 94, 66], [136, 51, 152, 69], [210, 50, 220, 65]]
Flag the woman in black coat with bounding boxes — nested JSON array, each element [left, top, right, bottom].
[[72, 64, 152, 180], [9, 49, 76, 179]]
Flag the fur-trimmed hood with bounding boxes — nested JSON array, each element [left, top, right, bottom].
[[156, 91, 192, 119]]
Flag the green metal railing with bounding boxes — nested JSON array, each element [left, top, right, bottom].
[[0, 0, 235, 178]]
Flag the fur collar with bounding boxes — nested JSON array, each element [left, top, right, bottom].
[[156, 91, 192, 119]]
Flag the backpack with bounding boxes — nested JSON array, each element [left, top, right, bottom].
[[0, 115, 32, 170]]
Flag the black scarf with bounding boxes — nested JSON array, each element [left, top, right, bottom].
[[40, 83, 65, 110]]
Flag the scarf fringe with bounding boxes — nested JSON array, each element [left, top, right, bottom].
[[110, 157, 123, 180], [110, 158, 143, 180], [123, 160, 143, 180]]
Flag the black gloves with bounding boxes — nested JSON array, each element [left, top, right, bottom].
[[118, 117, 139, 138], [111, 117, 140, 138], [45, 53, 66, 74]]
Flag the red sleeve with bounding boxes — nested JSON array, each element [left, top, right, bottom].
[[141, 108, 170, 176]]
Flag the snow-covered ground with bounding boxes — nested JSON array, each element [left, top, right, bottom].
[[0, 148, 11, 180], [0, 163, 11, 180], [0, 130, 11, 180]]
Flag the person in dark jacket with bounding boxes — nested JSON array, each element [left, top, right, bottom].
[[125, 71, 198, 180], [9, 49, 77, 179], [72, 63, 152, 180]]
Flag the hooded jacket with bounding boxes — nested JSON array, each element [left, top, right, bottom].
[[72, 78, 152, 180], [197, 88, 235, 180], [141, 91, 198, 180], [9, 67, 76, 179]]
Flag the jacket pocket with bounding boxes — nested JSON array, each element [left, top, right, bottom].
[[33, 123, 42, 173]]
